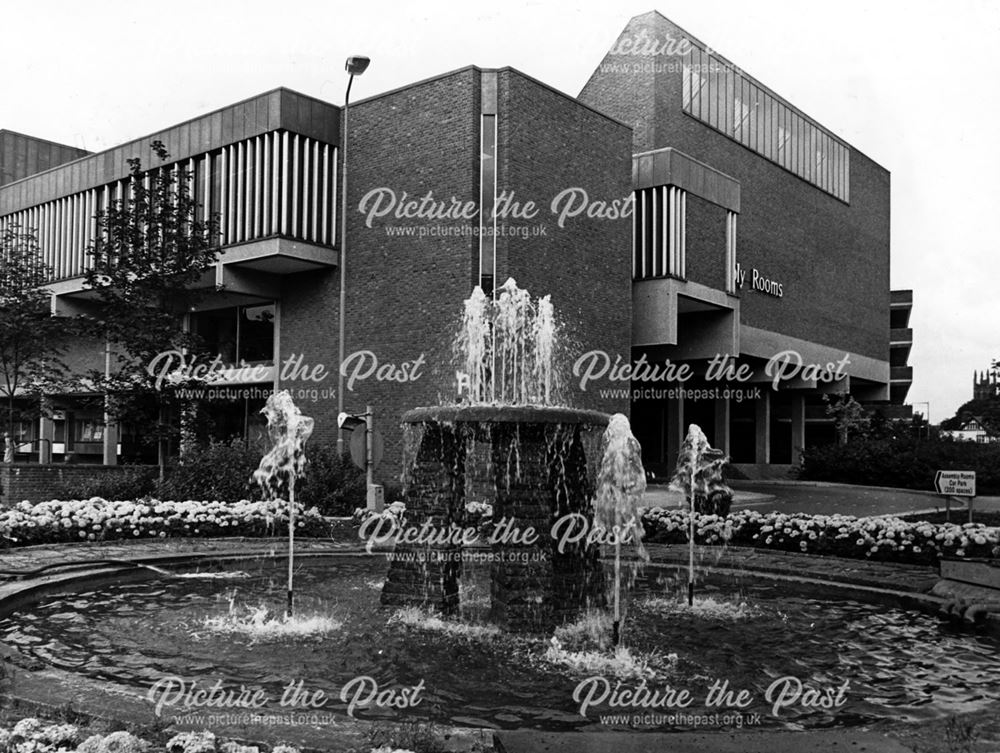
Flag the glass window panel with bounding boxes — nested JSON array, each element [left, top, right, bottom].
[[754, 87, 764, 153], [710, 57, 721, 130], [238, 303, 276, 363], [742, 78, 752, 145], [725, 66, 735, 137], [191, 308, 238, 363], [762, 94, 772, 159], [771, 98, 779, 162], [833, 141, 840, 197], [694, 48, 704, 118], [795, 116, 803, 176], [683, 59, 691, 110], [827, 140, 834, 193]]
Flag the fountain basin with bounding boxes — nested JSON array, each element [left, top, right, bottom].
[[2, 553, 999, 734]]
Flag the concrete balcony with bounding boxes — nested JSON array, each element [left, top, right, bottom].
[[890, 366, 913, 383], [890, 327, 913, 346]]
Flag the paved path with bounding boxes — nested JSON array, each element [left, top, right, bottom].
[[643, 487, 774, 509]]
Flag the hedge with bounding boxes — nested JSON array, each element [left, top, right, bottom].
[[799, 437, 1000, 494]]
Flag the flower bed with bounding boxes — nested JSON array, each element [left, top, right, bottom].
[[0, 720, 306, 753], [352, 501, 999, 566], [0, 498, 329, 547], [641, 507, 1000, 566]]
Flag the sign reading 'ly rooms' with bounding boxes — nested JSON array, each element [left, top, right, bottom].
[[735, 263, 784, 298]]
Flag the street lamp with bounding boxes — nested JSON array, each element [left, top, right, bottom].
[[912, 401, 930, 440], [337, 55, 370, 455]]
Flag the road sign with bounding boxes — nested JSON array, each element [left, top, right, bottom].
[[350, 428, 384, 471], [935, 470, 976, 497]]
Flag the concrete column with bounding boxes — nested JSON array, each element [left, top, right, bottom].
[[102, 337, 119, 465], [665, 396, 685, 470], [39, 414, 54, 464], [714, 397, 730, 456], [791, 393, 806, 465], [102, 421, 119, 466], [755, 390, 771, 465]]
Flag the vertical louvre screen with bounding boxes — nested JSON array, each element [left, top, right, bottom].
[[632, 186, 687, 281], [0, 130, 338, 282]]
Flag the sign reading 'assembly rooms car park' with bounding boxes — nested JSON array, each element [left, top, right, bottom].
[[735, 263, 784, 298]]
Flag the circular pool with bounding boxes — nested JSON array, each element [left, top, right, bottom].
[[2, 555, 998, 732]]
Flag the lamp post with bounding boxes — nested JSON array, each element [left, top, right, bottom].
[[337, 55, 370, 456], [913, 401, 930, 440]]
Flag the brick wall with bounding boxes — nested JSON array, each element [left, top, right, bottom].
[[0, 463, 158, 506], [580, 11, 891, 363], [496, 69, 633, 416], [278, 67, 634, 482], [279, 68, 481, 483], [685, 194, 727, 290]]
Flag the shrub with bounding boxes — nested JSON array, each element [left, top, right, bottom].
[[56, 466, 158, 502], [800, 436, 1000, 494], [295, 445, 366, 516], [155, 439, 366, 515], [157, 439, 263, 503]]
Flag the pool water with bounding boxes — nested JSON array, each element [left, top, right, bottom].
[[2, 556, 998, 731]]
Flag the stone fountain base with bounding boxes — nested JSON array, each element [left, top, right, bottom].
[[381, 405, 609, 632]]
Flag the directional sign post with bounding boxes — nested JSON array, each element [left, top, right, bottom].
[[934, 470, 976, 523]]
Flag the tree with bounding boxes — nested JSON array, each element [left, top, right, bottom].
[[823, 393, 871, 445], [84, 140, 221, 477], [941, 398, 1000, 433], [0, 225, 69, 452]]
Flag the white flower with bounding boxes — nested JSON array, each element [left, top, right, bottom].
[[165, 731, 216, 753], [99, 731, 149, 753], [12, 719, 42, 739]]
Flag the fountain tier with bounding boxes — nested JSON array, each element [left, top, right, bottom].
[[381, 405, 609, 632]]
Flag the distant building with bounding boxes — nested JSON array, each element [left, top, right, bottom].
[[973, 370, 999, 401], [942, 417, 999, 444]]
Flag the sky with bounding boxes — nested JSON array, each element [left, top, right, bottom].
[[2, 0, 998, 424]]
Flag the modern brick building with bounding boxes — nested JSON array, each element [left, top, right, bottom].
[[0, 10, 907, 482]]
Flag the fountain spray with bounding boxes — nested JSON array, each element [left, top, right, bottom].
[[454, 277, 561, 406], [669, 424, 729, 606], [253, 391, 314, 618], [594, 414, 647, 646]]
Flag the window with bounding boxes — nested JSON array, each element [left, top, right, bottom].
[[13, 421, 33, 443], [777, 127, 790, 155], [681, 48, 850, 201], [733, 96, 750, 139], [191, 303, 276, 365], [239, 305, 276, 363], [74, 419, 104, 443]]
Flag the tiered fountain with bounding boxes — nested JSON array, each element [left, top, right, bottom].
[[380, 279, 611, 631]]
